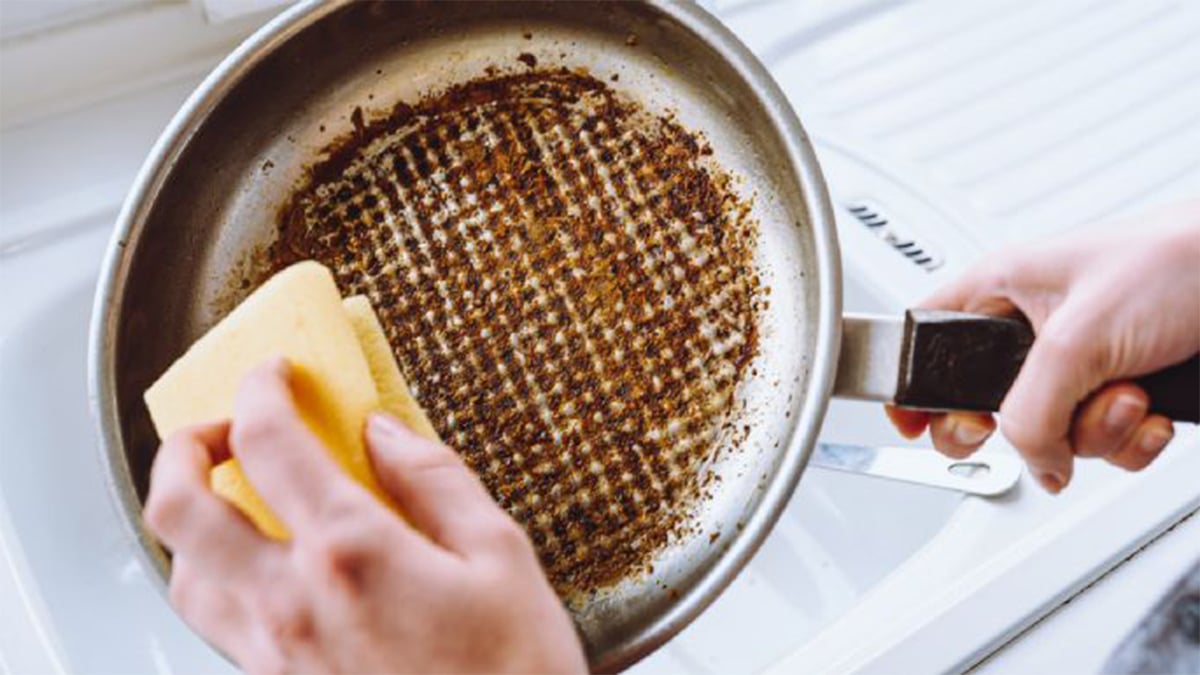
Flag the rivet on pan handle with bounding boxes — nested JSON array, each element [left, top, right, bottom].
[[834, 310, 1200, 423]]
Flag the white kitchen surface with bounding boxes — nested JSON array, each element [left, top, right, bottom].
[[1, 1, 1197, 674], [973, 510, 1200, 674]]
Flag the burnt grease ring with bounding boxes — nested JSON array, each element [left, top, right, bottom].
[[273, 69, 762, 600]]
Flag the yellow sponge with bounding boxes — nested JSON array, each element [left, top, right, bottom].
[[342, 295, 439, 441], [143, 261, 432, 539], [210, 458, 285, 537]]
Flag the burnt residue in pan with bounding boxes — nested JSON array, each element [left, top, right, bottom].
[[272, 69, 762, 599]]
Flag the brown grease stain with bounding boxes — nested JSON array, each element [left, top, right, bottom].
[[271, 70, 761, 599]]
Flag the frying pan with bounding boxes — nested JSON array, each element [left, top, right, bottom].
[[88, 1, 1199, 671]]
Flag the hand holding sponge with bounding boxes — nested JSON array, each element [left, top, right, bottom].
[[143, 261, 438, 538]]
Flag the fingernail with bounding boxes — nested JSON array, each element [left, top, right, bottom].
[[952, 420, 991, 447], [1138, 426, 1172, 455], [368, 412, 409, 439], [1039, 472, 1066, 494], [1104, 394, 1145, 433], [265, 355, 291, 376]]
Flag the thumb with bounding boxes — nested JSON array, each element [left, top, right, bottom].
[[365, 413, 515, 557], [998, 302, 1110, 493]]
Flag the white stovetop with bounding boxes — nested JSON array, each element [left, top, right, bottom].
[[1, 2, 1197, 674]]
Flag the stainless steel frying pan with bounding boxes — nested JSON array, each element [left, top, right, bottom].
[[89, 1, 1198, 671]]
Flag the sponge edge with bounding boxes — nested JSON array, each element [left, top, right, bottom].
[[211, 459, 287, 538], [143, 261, 388, 539], [342, 295, 440, 442]]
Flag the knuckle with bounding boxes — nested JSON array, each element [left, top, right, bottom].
[[977, 253, 1017, 292], [481, 516, 535, 558], [317, 494, 380, 534], [996, 247, 1037, 282], [230, 414, 290, 454], [259, 595, 315, 650], [167, 570, 199, 617], [144, 486, 191, 537], [161, 428, 196, 452], [301, 521, 381, 593], [1036, 323, 1086, 361], [974, 247, 1030, 297], [997, 413, 1047, 459], [1036, 316, 1104, 372]]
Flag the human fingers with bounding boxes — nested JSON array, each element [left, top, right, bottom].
[[928, 413, 996, 459], [886, 253, 1030, 445], [917, 253, 1024, 317], [1104, 415, 1174, 472], [169, 556, 258, 663], [885, 406, 931, 440], [366, 413, 531, 560], [997, 305, 1113, 493], [159, 420, 233, 460], [918, 244, 1082, 325], [230, 357, 373, 533], [146, 422, 281, 569], [1069, 383, 1147, 459]]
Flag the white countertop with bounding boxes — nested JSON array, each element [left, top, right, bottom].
[[976, 510, 1200, 674], [1, 2, 1197, 674]]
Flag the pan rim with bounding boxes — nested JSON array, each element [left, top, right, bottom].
[[86, 0, 342, 627], [617, 1, 842, 669], [86, 0, 843, 670]]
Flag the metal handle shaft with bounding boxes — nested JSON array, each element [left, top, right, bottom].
[[835, 311, 1200, 423]]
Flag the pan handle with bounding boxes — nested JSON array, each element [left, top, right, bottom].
[[834, 311, 1199, 423]]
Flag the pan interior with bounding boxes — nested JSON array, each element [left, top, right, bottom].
[[273, 67, 768, 598], [108, 1, 820, 668]]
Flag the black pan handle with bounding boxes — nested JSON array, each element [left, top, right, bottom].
[[1128, 355, 1200, 422], [896, 309, 1200, 423]]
